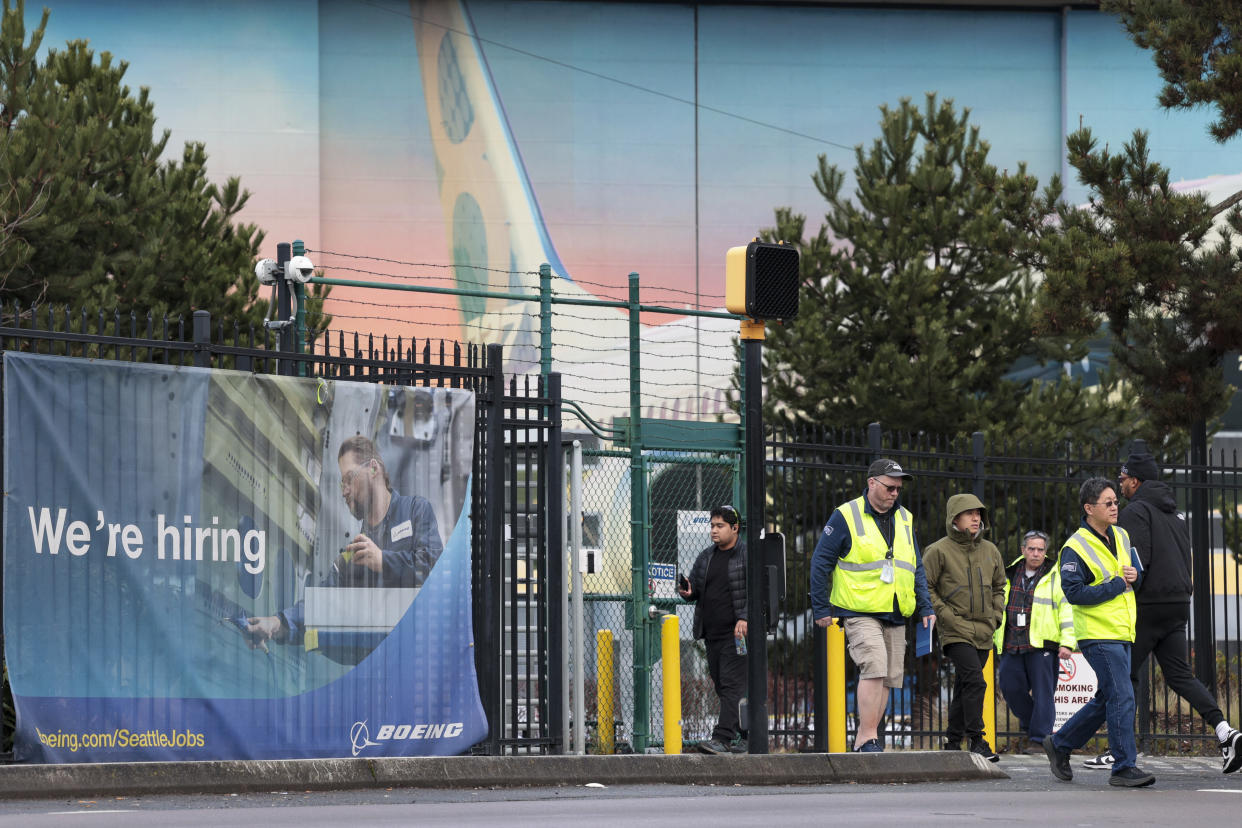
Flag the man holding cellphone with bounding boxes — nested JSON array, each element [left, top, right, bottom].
[[678, 505, 748, 754]]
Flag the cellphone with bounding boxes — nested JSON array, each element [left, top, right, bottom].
[[677, 573, 690, 591]]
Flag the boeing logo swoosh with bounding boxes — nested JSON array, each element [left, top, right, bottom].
[[350, 721, 381, 756]]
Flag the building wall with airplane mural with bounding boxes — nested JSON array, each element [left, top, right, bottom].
[[28, 0, 1242, 421]]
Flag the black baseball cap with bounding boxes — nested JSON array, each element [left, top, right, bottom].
[[868, 458, 912, 480], [1120, 452, 1160, 482]]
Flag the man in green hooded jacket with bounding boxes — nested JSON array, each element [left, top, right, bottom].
[[923, 493, 1006, 761]]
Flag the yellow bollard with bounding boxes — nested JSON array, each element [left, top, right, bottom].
[[827, 622, 847, 753], [983, 648, 996, 749], [597, 629, 615, 754], [661, 614, 682, 754]]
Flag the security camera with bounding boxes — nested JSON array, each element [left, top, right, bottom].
[[286, 255, 315, 283], [254, 258, 279, 285]]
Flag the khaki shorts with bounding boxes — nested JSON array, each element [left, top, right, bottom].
[[843, 617, 906, 688]]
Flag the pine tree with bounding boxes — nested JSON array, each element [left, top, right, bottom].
[[1104, 0, 1242, 144], [1034, 128, 1242, 444], [760, 94, 1129, 445], [0, 0, 314, 330]]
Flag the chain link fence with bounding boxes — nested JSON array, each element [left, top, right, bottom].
[[570, 448, 739, 752]]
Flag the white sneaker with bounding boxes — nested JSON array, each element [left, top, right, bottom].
[[1082, 753, 1115, 769], [1222, 730, 1242, 774]]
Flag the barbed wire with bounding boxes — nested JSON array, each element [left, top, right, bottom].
[[551, 348, 738, 365], [555, 277, 724, 301], [556, 362, 734, 375], [548, 310, 737, 328], [326, 295, 537, 318], [559, 381, 727, 403], [317, 265, 542, 297], [312, 250, 539, 278]]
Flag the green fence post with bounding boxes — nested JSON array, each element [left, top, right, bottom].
[[628, 271, 651, 752], [540, 263, 552, 381]]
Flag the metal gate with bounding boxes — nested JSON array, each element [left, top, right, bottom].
[[567, 444, 741, 753]]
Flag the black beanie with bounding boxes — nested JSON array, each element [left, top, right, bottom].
[[1121, 452, 1160, 482]]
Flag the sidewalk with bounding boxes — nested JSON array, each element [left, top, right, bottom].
[[0, 751, 1004, 800]]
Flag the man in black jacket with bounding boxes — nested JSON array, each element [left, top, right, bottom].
[[677, 505, 747, 754], [1118, 451, 1242, 774]]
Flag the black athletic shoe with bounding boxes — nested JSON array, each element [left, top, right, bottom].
[[969, 738, 1000, 763], [697, 738, 729, 755], [1109, 766, 1156, 788], [1082, 752, 1115, 769], [1044, 737, 1072, 782], [1222, 730, 1242, 774]]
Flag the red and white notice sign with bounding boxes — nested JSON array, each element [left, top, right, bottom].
[[1054, 653, 1098, 729]]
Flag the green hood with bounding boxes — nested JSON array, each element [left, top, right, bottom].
[[944, 493, 988, 541]]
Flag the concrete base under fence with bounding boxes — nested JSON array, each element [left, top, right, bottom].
[[0, 751, 1004, 800]]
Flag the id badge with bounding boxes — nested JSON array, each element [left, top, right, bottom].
[[1016, 612, 1027, 628], [881, 560, 894, 584]]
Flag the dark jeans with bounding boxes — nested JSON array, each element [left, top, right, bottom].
[[943, 642, 990, 743], [1131, 602, 1223, 728], [998, 649, 1060, 744], [705, 635, 748, 742], [1054, 641, 1138, 771]]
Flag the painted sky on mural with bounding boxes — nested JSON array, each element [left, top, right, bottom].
[[34, 1, 1238, 283]]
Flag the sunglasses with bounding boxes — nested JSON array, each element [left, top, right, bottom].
[[870, 478, 902, 495]]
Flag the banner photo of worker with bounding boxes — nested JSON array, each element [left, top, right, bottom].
[[2, 352, 484, 762]]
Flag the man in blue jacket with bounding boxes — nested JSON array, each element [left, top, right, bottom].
[[1044, 477, 1154, 788], [811, 459, 935, 753]]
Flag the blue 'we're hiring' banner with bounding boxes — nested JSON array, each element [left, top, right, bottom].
[[2, 352, 486, 762]]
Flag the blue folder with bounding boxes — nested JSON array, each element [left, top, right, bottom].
[[915, 620, 933, 657]]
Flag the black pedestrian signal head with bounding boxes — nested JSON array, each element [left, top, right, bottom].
[[725, 241, 800, 321]]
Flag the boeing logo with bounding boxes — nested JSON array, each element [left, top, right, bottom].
[[350, 721, 381, 756], [349, 720, 466, 755]]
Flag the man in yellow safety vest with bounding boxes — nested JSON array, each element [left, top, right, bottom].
[[994, 530, 1074, 755], [811, 458, 935, 753], [1042, 477, 1154, 788]]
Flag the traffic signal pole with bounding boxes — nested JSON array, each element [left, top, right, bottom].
[[741, 318, 768, 754], [726, 239, 801, 755]]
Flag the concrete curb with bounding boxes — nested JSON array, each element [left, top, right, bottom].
[[0, 752, 1005, 800]]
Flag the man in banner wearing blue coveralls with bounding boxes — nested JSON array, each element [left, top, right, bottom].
[[245, 434, 442, 649]]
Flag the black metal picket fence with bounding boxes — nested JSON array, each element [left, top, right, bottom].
[[5, 303, 1241, 759], [0, 304, 561, 758], [767, 422, 1242, 755]]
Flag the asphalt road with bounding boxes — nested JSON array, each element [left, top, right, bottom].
[[1, 755, 1237, 826]]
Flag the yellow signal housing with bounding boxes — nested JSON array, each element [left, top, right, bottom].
[[725, 244, 751, 316]]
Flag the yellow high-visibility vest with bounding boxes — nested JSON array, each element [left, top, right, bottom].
[[1063, 525, 1136, 642], [830, 496, 917, 617], [994, 562, 1076, 652]]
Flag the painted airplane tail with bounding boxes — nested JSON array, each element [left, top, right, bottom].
[[411, 0, 733, 421]]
